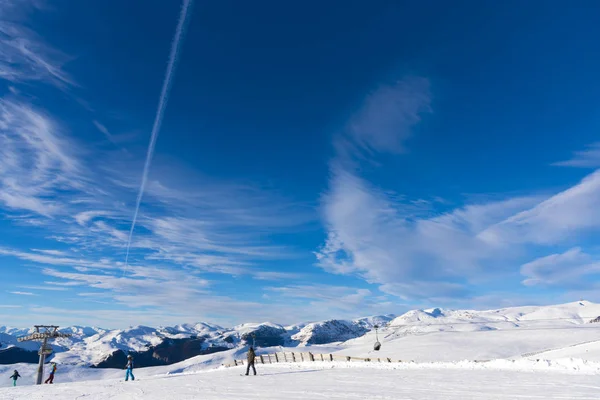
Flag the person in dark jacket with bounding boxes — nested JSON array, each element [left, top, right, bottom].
[[10, 370, 20, 386], [125, 355, 135, 381], [45, 363, 57, 384], [245, 347, 257, 376]]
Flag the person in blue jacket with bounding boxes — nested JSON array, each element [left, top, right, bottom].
[[125, 355, 135, 381], [10, 370, 20, 386]]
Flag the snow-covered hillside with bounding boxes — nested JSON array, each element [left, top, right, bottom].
[[2, 301, 600, 397], [3, 301, 600, 368]]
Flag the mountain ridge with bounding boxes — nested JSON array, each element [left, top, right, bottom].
[[2, 301, 599, 368]]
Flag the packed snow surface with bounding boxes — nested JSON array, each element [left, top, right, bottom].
[[1, 362, 600, 399]]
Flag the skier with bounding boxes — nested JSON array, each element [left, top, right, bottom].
[[245, 346, 257, 376], [45, 362, 57, 384], [125, 354, 135, 381], [10, 370, 20, 386]]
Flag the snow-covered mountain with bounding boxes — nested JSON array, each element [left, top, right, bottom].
[[3, 301, 600, 369], [0, 315, 394, 367], [386, 301, 600, 335], [292, 320, 369, 345]]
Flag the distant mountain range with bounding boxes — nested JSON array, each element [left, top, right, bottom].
[[2, 301, 599, 368], [0, 315, 396, 367]]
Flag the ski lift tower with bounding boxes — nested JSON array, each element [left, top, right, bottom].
[[17, 325, 72, 385]]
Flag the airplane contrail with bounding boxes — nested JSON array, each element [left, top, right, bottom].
[[124, 0, 194, 269]]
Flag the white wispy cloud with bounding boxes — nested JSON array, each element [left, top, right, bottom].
[[553, 142, 600, 168], [17, 285, 68, 292], [8, 291, 37, 296], [0, 248, 119, 270], [316, 169, 541, 299], [31, 249, 69, 256], [479, 169, 600, 246], [92, 120, 117, 143], [0, 99, 311, 279], [0, 9, 74, 89], [251, 271, 306, 281], [317, 75, 600, 303], [42, 266, 210, 309], [0, 99, 83, 216], [521, 247, 600, 288], [340, 77, 431, 158], [265, 284, 396, 318]]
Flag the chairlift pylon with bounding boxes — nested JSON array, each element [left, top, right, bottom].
[[373, 325, 381, 351]]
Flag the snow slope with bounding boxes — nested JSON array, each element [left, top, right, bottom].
[[328, 300, 600, 362], [1, 361, 599, 399]]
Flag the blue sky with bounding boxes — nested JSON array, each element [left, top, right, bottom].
[[1, 0, 600, 329]]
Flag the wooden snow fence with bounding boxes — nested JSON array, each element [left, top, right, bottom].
[[222, 352, 407, 368]]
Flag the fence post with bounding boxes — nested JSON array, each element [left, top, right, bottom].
[[329, 354, 333, 361], [346, 356, 351, 362], [267, 354, 272, 364], [292, 352, 296, 362], [320, 354, 324, 361], [275, 353, 279, 363], [234, 360, 238, 366], [260, 355, 264, 364], [309, 352, 315, 362], [300, 353, 304, 362], [284, 353, 288, 362], [378, 358, 381, 363], [387, 358, 391, 363]]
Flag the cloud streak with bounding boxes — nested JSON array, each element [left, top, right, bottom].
[[553, 142, 600, 168], [334, 77, 431, 166], [124, 0, 194, 268], [0, 99, 82, 217], [521, 247, 600, 288], [0, 2, 74, 89]]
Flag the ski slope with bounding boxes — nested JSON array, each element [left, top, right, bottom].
[[3, 301, 600, 397], [1, 362, 599, 399]]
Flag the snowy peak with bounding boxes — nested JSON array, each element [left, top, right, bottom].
[[292, 320, 369, 345], [353, 314, 396, 329], [233, 322, 287, 347], [60, 326, 107, 337], [387, 300, 600, 336], [167, 322, 223, 335]]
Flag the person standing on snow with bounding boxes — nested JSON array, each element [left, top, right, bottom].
[[10, 370, 20, 386], [45, 362, 57, 384], [245, 347, 257, 376], [125, 355, 135, 381]]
